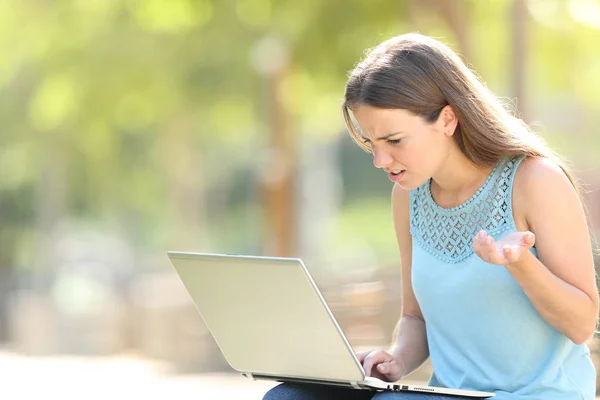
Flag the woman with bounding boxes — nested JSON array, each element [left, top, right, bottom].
[[263, 33, 598, 400]]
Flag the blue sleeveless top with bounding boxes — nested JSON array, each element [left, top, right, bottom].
[[409, 156, 596, 400]]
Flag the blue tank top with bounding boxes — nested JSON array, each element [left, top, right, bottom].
[[409, 155, 596, 400]]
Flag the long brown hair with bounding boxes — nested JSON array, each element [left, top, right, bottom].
[[342, 33, 582, 197]]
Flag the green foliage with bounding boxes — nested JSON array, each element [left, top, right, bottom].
[[333, 197, 398, 264], [0, 0, 598, 271]]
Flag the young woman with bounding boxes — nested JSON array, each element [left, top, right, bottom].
[[263, 33, 598, 400]]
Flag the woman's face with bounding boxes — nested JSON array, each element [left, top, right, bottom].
[[351, 104, 455, 190]]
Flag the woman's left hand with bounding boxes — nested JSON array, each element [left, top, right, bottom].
[[473, 230, 536, 266]]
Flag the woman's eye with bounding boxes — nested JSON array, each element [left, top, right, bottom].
[[388, 139, 402, 145]]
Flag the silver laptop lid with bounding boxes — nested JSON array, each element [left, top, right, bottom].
[[167, 252, 365, 383]]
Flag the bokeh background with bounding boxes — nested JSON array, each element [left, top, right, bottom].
[[0, 0, 599, 398]]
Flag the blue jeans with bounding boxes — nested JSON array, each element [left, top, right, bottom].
[[262, 382, 471, 400]]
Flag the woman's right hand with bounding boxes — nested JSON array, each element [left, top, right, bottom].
[[356, 349, 403, 382]]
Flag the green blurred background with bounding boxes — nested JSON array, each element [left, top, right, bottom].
[[0, 0, 599, 398]]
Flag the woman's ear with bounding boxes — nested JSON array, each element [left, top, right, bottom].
[[440, 105, 458, 137]]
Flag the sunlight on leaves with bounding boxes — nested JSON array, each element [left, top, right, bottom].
[[236, 0, 272, 29], [573, 59, 600, 105], [526, 0, 573, 30], [279, 67, 315, 117], [0, 142, 36, 190], [303, 93, 345, 141], [569, 0, 600, 28], [79, 120, 116, 162], [0, 3, 20, 88], [115, 90, 157, 131], [130, 0, 213, 33], [74, 0, 120, 17], [273, 0, 316, 41], [29, 74, 78, 131], [208, 98, 255, 144]]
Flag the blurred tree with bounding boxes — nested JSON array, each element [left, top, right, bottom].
[[0, 0, 598, 343]]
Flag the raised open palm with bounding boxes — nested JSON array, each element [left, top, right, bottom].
[[473, 230, 535, 265]]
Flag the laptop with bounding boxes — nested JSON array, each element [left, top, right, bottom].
[[166, 251, 495, 398]]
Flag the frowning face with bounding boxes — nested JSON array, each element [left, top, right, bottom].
[[351, 104, 457, 190]]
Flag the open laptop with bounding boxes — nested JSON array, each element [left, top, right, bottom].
[[166, 251, 495, 398]]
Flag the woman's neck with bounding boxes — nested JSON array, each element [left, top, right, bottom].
[[430, 149, 494, 207]]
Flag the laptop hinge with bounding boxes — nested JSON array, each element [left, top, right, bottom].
[[350, 381, 360, 389], [241, 372, 255, 380]]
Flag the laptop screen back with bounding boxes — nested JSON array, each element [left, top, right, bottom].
[[167, 252, 365, 382]]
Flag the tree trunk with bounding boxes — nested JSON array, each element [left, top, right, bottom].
[[260, 66, 296, 257], [512, 0, 529, 121]]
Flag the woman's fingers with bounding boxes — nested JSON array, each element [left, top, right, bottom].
[[376, 360, 401, 381], [522, 231, 536, 246], [474, 230, 503, 264], [474, 230, 535, 265], [502, 245, 520, 264], [355, 351, 369, 363], [361, 349, 394, 378]]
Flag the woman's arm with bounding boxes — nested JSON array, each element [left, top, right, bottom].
[[358, 183, 430, 381], [476, 157, 599, 344], [388, 183, 430, 375]]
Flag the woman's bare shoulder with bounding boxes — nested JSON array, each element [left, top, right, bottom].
[[513, 156, 580, 230]]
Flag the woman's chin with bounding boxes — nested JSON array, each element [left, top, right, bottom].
[[393, 177, 427, 191]]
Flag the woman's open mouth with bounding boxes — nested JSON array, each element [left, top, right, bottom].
[[388, 169, 406, 182]]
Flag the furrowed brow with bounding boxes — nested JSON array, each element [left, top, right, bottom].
[[362, 132, 403, 142]]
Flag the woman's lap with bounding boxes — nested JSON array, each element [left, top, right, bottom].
[[373, 391, 468, 399], [262, 382, 373, 400], [262, 383, 471, 400]]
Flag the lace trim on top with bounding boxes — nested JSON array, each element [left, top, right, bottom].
[[409, 156, 525, 264]]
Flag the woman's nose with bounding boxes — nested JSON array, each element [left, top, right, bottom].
[[372, 148, 393, 169]]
